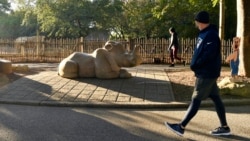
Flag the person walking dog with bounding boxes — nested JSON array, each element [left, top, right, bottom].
[[164, 11, 231, 136]]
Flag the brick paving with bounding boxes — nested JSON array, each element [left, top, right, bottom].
[[0, 64, 182, 107]]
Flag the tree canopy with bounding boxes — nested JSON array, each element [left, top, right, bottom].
[[0, 0, 236, 39], [0, 0, 10, 14]]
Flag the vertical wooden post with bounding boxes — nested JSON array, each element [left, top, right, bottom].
[[80, 37, 84, 52]]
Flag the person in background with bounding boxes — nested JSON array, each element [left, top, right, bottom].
[[226, 37, 240, 78], [168, 27, 183, 67], [164, 11, 231, 136]]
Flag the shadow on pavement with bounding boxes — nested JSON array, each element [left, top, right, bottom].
[[0, 70, 174, 104]]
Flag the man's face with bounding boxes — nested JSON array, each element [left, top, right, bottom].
[[195, 21, 205, 31], [195, 21, 200, 29]]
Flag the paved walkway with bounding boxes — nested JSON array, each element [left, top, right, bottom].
[[0, 64, 185, 108], [1, 63, 249, 108]]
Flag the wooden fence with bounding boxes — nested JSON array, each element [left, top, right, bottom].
[[0, 37, 232, 64]]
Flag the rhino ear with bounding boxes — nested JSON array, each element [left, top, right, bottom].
[[133, 45, 141, 55], [104, 43, 113, 50]]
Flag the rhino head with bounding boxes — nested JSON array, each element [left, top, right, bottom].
[[104, 41, 142, 67]]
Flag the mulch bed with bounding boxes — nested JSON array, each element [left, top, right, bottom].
[[166, 68, 243, 101]]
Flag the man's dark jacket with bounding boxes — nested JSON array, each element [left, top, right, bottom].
[[190, 24, 221, 78]]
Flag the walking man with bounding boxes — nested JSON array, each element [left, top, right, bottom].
[[165, 11, 231, 136]]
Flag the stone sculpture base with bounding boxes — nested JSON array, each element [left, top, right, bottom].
[[0, 59, 12, 74]]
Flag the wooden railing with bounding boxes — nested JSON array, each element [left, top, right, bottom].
[[0, 37, 232, 64]]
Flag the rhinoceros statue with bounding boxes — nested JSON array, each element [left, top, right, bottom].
[[58, 41, 142, 79]]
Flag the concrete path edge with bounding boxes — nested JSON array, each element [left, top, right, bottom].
[[0, 98, 250, 109]]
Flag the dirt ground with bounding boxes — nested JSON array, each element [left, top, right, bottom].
[[166, 67, 248, 101]]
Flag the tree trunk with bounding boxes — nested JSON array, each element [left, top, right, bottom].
[[219, 0, 225, 39], [237, 0, 250, 77]]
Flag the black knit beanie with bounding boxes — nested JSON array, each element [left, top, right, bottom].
[[195, 11, 209, 23]]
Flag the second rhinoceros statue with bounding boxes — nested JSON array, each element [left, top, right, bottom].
[[58, 41, 142, 79]]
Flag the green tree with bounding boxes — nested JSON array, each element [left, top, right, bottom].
[[4, 0, 39, 37], [5, 0, 236, 40], [0, 14, 14, 37], [237, 0, 250, 77], [147, 0, 219, 39], [122, 0, 158, 38], [94, 0, 124, 39], [0, 0, 11, 37], [0, 9, 38, 38], [0, 0, 10, 14], [36, 0, 124, 38], [36, 0, 85, 37], [224, 0, 237, 39]]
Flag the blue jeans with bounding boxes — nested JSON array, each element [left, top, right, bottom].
[[230, 58, 239, 76], [180, 78, 228, 127]]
